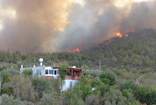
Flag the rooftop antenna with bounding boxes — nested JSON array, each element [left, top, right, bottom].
[[39, 58, 43, 66], [33, 60, 36, 67], [53, 62, 55, 66]]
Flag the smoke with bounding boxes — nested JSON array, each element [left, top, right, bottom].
[[120, 1, 156, 31], [0, 0, 156, 52], [51, 0, 156, 51], [0, 0, 71, 53]]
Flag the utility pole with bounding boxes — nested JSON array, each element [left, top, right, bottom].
[[99, 60, 101, 70], [51, 60, 55, 66]]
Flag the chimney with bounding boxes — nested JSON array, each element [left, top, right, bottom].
[[33, 60, 36, 67], [21, 65, 23, 68], [39, 58, 43, 66]]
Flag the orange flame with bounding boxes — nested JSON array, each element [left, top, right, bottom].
[[116, 32, 122, 38], [125, 34, 128, 37], [128, 29, 135, 33], [132, 29, 134, 32], [97, 29, 135, 48], [69, 48, 80, 52]]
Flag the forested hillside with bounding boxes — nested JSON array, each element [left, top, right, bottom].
[[1, 28, 156, 77], [0, 28, 156, 105]]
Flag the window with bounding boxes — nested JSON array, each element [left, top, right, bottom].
[[54, 70, 56, 75], [40, 70, 41, 75], [37, 70, 41, 75], [49, 70, 53, 74], [45, 69, 48, 74]]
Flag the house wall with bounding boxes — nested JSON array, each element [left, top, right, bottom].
[[62, 79, 78, 91], [32, 66, 45, 77]]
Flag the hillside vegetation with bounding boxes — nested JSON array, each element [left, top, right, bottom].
[[0, 28, 156, 105]]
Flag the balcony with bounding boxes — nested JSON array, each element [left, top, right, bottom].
[[65, 75, 81, 80]]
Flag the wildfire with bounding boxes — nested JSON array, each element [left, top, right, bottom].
[[96, 29, 135, 47], [116, 32, 123, 37], [115, 29, 134, 38], [69, 29, 135, 51], [128, 29, 135, 33], [125, 34, 128, 37], [116, 30, 134, 38], [69, 48, 80, 52]]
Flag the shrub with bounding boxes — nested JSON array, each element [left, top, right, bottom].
[[61, 86, 84, 105], [39, 93, 62, 105], [32, 77, 53, 98], [1, 94, 33, 105], [2, 71, 10, 84], [122, 88, 133, 97], [59, 65, 70, 80], [103, 89, 126, 105], [118, 80, 138, 95], [96, 82, 110, 96], [103, 88, 139, 105], [100, 70, 116, 85], [3, 75, 37, 101], [136, 86, 156, 105], [85, 95, 100, 105], [22, 69, 32, 77]]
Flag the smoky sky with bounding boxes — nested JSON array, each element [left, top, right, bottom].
[[0, 0, 156, 53], [0, 0, 70, 53], [50, 0, 156, 52]]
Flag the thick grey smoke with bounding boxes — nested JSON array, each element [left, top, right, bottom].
[[120, 2, 156, 31], [53, 5, 122, 51], [51, 0, 156, 52], [0, 0, 70, 53], [0, 0, 156, 52]]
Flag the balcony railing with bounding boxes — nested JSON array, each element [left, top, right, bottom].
[[65, 75, 81, 80]]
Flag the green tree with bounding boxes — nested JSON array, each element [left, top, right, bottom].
[[1, 94, 33, 105], [39, 93, 62, 105], [2, 71, 10, 84], [96, 82, 109, 96], [118, 80, 138, 95], [22, 69, 32, 77], [85, 95, 100, 105], [32, 77, 53, 98], [78, 75, 100, 99], [61, 84, 84, 105], [136, 86, 156, 105], [3, 75, 37, 101], [59, 65, 70, 80], [103, 88, 139, 105], [100, 70, 116, 85]]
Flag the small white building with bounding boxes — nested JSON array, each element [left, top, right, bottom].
[[20, 58, 83, 91]]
